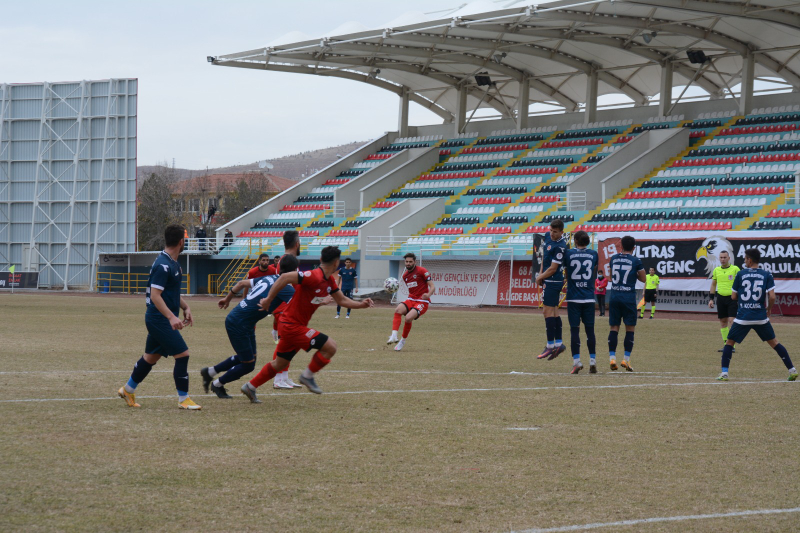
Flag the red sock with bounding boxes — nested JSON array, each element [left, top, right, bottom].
[[392, 313, 402, 330], [402, 321, 412, 339], [308, 352, 331, 373], [249, 362, 277, 388], [272, 347, 278, 361]]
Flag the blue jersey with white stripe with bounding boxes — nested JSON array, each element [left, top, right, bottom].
[[731, 267, 774, 324], [542, 234, 567, 283], [227, 275, 295, 330], [145, 251, 182, 317], [564, 248, 598, 302], [608, 253, 644, 300]]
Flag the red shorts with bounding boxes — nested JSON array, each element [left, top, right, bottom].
[[402, 299, 429, 319], [276, 321, 327, 359], [272, 301, 288, 319]]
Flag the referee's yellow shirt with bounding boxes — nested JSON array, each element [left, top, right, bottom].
[[645, 274, 660, 290], [712, 264, 740, 296]]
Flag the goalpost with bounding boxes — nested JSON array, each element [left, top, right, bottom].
[[393, 248, 516, 307]]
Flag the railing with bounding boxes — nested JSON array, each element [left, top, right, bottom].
[[182, 237, 218, 254], [561, 191, 587, 210], [785, 181, 799, 205], [96, 271, 191, 294], [364, 235, 531, 256], [208, 274, 220, 295]]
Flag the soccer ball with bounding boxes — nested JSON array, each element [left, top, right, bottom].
[[384, 277, 400, 293]]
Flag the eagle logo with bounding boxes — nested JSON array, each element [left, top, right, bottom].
[[695, 236, 734, 278]]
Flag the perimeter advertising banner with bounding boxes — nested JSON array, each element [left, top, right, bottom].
[[0, 271, 39, 289]]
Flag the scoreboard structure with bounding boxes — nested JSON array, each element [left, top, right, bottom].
[[0, 78, 137, 289]]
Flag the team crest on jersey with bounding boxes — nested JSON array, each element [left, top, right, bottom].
[[305, 329, 317, 338], [162, 265, 169, 272]]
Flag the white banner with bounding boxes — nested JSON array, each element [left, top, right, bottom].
[[425, 260, 498, 306]]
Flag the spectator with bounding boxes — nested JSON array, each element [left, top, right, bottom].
[[196, 226, 207, 251], [595, 271, 608, 316]]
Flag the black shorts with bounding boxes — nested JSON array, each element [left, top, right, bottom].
[[716, 294, 738, 319], [644, 289, 657, 304]]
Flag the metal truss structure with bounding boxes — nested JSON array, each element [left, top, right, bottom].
[[0, 79, 137, 289]]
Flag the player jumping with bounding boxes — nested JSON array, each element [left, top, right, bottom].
[[718, 248, 797, 382], [241, 246, 374, 401], [386, 252, 435, 351], [607, 235, 646, 372], [118, 224, 201, 410], [563, 230, 599, 374], [535, 219, 568, 360], [201, 254, 298, 398]]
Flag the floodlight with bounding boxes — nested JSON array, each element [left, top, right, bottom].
[[207, 56, 216, 63], [475, 72, 493, 86], [687, 50, 709, 64], [642, 31, 657, 44], [492, 52, 507, 64]]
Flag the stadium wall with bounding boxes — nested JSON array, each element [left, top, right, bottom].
[[357, 145, 441, 211]]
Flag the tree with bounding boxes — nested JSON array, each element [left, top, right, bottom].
[[219, 173, 271, 220], [137, 163, 186, 250]]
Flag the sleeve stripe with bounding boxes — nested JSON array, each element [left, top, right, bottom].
[[151, 284, 165, 290]]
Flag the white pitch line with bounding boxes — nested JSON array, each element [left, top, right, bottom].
[[506, 427, 540, 431], [511, 506, 800, 532], [0, 379, 791, 404]]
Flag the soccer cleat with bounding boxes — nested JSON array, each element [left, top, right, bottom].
[[346, 315, 350, 319], [387, 335, 398, 345], [241, 383, 262, 404], [210, 382, 232, 399], [200, 367, 212, 394], [649, 315, 654, 319], [178, 398, 202, 410], [117, 387, 141, 408], [537, 346, 554, 359], [716, 373, 729, 381], [273, 381, 293, 390], [570, 362, 583, 374], [620, 360, 634, 372], [789, 372, 798, 382], [609, 359, 618, 371], [286, 376, 303, 388], [299, 374, 323, 394], [335, 314, 340, 319], [589, 363, 597, 374], [394, 338, 406, 351], [547, 345, 566, 360]]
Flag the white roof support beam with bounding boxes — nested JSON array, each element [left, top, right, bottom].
[[585, 68, 598, 124], [456, 85, 468, 135], [740, 51, 755, 116], [658, 60, 674, 118], [398, 86, 410, 137], [517, 75, 530, 130]]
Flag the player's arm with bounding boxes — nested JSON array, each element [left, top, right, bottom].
[[179, 296, 193, 326], [708, 277, 717, 308], [258, 271, 300, 311], [353, 272, 359, 294], [636, 268, 646, 283], [537, 262, 560, 285], [150, 288, 183, 330], [218, 279, 251, 309], [331, 288, 374, 309], [766, 287, 776, 317]]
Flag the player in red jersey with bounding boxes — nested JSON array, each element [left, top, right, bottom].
[[244, 253, 272, 297], [387, 252, 435, 351], [240, 246, 373, 401]]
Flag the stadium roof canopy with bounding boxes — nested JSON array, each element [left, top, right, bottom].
[[211, 0, 800, 128]]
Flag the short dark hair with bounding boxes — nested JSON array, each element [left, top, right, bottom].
[[745, 248, 761, 263], [283, 230, 299, 250], [258, 253, 269, 261], [273, 255, 280, 259], [164, 224, 185, 247], [404, 252, 416, 260], [550, 219, 564, 231], [279, 254, 299, 273], [621, 235, 636, 252], [320, 246, 341, 264], [573, 230, 590, 247], [344, 257, 352, 262]]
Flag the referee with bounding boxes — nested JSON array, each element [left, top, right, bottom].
[[708, 250, 740, 351], [640, 267, 660, 319]]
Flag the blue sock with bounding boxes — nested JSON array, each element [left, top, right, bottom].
[[608, 330, 618, 357], [545, 317, 555, 346], [721, 344, 734, 372], [555, 317, 563, 346], [336, 303, 342, 314], [214, 355, 238, 374], [570, 326, 581, 357], [624, 331, 634, 357], [219, 356, 257, 385], [173, 357, 189, 398], [585, 325, 596, 355], [774, 343, 794, 370], [126, 356, 154, 391]]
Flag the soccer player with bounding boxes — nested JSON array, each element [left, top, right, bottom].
[[271, 255, 281, 274], [535, 219, 568, 360], [718, 248, 797, 381], [607, 235, 646, 372], [240, 246, 374, 401], [708, 250, 740, 352], [640, 267, 660, 319], [335, 258, 358, 319], [386, 252, 435, 351], [200, 254, 298, 398], [118, 224, 201, 410], [563, 230, 599, 374]]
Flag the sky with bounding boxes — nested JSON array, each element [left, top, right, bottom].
[[2, 0, 477, 169]]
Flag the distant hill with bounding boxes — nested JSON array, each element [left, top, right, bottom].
[[137, 140, 368, 184]]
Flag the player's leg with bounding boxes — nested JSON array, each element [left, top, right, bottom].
[[388, 302, 408, 344], [119, 347, 161, 407], [583, 303, 597, 374], [396, 305, 423, 351], [760, 326, 797, 380], [272, 314, 280, 344], [273, 347, 294, 389], [173, 351, 201, 410], [567, 303, 583, 373], [242, 350, 293, 403], [344, 289, 352, 317], [202, 323, 253, 395], [620, 324, 635, 372], [608, 299, 621, 370], [539, 283, 561, 359], [597, 294, 605, 316], [719, 322, 748, 380], [650, 293, 656, 319], [299, 335, 336, 394], [212, 330, 258, 398]]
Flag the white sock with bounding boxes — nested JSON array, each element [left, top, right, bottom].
[[624, 354, 631, 362], [207, 367, 218, 378], [302, 368, 314, 379], [178, 393, 188, 402], [790, 367, 797, 373], [555, 341, 563, 347], [546, 343, 554, 348], [589, 358, 596, 365], [272, 329, 278, 337], [391, 330, 398, 337], [124, 383, 136, 394], [212, 378, 222, 387]]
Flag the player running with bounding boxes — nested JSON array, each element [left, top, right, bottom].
[[563, 230, 598, 374], [118, 224, 201, 410], [718, 248, 797, 382], [640, 267, 660, 319], [241, 246, 374, 401], [708, 250, 740, 352], [386, 252, 435, 351], [535, 219, 568, 360], [200, 254, 298, 399], [607, 235, 646, 372], [335, 258, 358, 319]]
